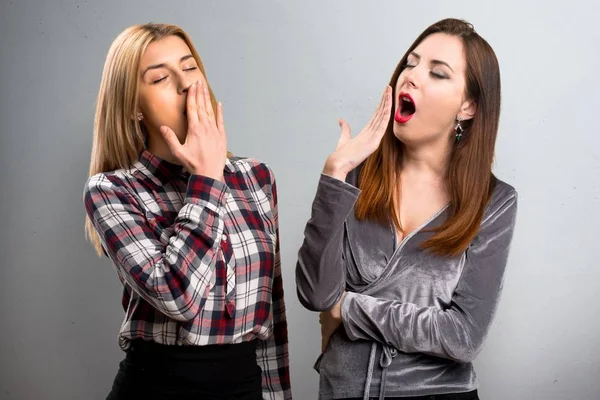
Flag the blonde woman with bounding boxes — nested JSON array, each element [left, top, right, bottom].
[[83, 23, 290, 400]]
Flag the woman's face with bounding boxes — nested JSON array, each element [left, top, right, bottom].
[[393, 33, 475, 147], [137, 35, 205, 143]]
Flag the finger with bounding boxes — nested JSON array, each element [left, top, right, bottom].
[[373, 86, 392, 129], [356, 87, 390, 150], [362, 86, 388, 135], [381, 86, 393, 126], [368, 86, 390, 137], [216, 102, 226, 135], [203, 83, 216, 124], [382, 86, 393, 126], [160, 126, 183, 158], [186, 82, 200, 127], [196, 80, 207, 125], [373, 86, 392, 134], [336, 118, 352, 149]]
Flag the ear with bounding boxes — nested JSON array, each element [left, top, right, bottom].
[[458, 99, 477, 121], [132, 110, 144, 121]]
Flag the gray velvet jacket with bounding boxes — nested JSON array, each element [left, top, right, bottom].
[[295, 167, 518, 399]]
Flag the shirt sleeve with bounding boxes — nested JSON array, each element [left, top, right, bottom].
[[341, 190, 518, 363], [83, 173, 229, 322], [254, 167, 292, 399]]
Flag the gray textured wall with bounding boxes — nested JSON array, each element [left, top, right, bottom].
[[1, 1, 599, 399]]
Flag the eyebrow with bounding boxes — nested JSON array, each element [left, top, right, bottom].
[[142, 54, 195, 76], [409, 52, 454, 72]]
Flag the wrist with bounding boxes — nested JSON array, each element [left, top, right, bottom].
[[331, 292, 346, 321], [322, 158, 348, 181], [189, 166, 223, 181]]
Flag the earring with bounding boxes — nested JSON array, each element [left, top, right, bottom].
[[454, 117, 464, 142], [136, 111, 144, 121]]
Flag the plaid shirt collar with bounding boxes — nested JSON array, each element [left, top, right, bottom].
[[138, 149, 236, 182]]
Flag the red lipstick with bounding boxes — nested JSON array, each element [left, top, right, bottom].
[[395, 92, 416, 123]]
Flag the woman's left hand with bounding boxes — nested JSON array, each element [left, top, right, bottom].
[[319, 292, 347, 352]]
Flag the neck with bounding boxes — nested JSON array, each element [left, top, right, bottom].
[[400, 138, 452, 182], [147, 131, 181, 165]]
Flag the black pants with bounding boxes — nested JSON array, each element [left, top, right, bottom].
[[106, 339, 262, 400], [341, 390, 479, 400]]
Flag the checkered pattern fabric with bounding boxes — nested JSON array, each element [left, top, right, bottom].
[[84, 150, 290, 399]]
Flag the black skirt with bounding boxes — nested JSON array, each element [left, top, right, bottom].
[[106, 339, 262, 400]]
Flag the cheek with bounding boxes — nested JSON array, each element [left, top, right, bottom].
[[143, 90, 173, 113], [139, 89, 180, 123], [421, 85, 462, 122]]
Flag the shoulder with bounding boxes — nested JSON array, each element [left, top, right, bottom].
[[227, 155, 276, 186], [83, 164, 141, 205], [85, 171, 121, 197], [481, 176, 518, 225], [228, 155, 279, 206]]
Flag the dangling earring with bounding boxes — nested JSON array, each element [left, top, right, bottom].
[[454, 117, 464, 142], [136, 111, 144, 121]]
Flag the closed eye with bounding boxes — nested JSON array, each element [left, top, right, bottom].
[[430, 71, 448, 79], [151, 67, 197, 84]]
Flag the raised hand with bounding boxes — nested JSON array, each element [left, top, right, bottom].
[[160, 80, 228, 181], [322, 85, 393, 181]]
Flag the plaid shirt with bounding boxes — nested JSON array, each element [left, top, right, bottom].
[[84, 150, 291, 399]]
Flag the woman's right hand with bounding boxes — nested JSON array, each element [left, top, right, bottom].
[[160, 80, 228, 181], [322, 85, 393, 181]]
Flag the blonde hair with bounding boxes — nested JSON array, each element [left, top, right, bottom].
[[86, 23, 224, 256]]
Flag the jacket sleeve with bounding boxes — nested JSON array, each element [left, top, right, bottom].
[[295, 174, 361, 311], [341, 190, 518, 363]]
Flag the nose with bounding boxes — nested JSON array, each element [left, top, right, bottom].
[[401, 67, 418, 90], [178, 75, 195, 95], [179, 82, 191, 95]]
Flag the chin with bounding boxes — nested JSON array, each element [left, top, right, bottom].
[[392, 122, 437, 147], [163, 121, 187, 144], [171, 118, 188, 141], [392, 121, 411, 142]]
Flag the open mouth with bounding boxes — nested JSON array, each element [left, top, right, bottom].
[[395, 92, 416, 123]]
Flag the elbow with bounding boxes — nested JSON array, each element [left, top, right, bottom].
[[159, 304, 198, 322], [437, 312, 485, 363], [155, 293, 204, 322], [445, 342, 482, 364], [166, 310, 197, 322], [450, 351, 477, 364], [296, 286, 339, 312], [295, 258, 342, 312]]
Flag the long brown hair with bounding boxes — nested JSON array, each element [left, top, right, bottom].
[[355, 18, 501, 256], [85, 23, 223, 256]]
